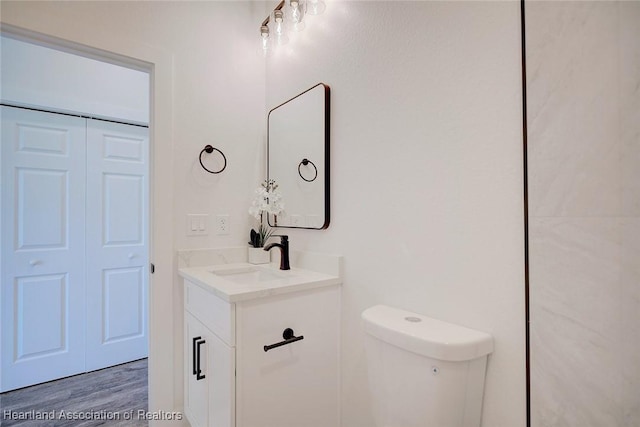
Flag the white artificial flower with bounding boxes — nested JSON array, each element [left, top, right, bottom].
[[248, 179, 285, 219]]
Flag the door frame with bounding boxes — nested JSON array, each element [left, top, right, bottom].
[[0, 23, 177, 423]]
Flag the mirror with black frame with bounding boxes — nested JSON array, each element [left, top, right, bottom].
[[267, 83, 330, 230]]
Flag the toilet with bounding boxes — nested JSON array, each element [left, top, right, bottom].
[[361, 305, 493, 427]]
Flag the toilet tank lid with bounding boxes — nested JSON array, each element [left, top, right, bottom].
[[361, 305, 493, 362]]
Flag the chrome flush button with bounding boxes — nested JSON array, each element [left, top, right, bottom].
[[404, 316, 422, 323]]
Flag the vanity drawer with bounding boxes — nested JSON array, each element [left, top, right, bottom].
[[234, 285, 340, 427], [184, 280, 235, 346]]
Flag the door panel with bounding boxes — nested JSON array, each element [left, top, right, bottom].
[[1, 106, 86, 392], [15, 273, 68, 359], [16, 124, 69, 154], [16, 168, 67, 249], [102, 267, 144, 342], [103, 173, 143, 245], [85, 119, 148, 371]]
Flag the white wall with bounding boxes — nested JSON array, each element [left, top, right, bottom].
[[527, 1, 640, 425], [1, 36, 149, 124], [1, 1, 266, 421], [265, 2, 526, 426]]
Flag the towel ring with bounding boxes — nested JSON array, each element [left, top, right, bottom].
[[298, 158, 318, 182], [199, 145, 227, 174]]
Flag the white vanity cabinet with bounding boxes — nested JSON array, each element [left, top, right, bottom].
[[182, 266, 340, 427]]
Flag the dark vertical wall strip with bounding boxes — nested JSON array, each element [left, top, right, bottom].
[[520, 0, 531, 426]]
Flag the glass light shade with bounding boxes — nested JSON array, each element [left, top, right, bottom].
[[272, 9, 289, 45], [288, 0, 306, 27], [307, 0, 325, 15], [260, 25, 271, 55]]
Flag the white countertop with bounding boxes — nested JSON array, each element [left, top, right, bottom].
[[178, 262, 341, 303]]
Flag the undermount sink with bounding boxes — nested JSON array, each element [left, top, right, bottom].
[[209, 265, 288, 284]]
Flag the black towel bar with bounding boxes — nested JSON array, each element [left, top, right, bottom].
[[264, 328, 304, 352]]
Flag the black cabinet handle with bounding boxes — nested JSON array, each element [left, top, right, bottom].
[[264, 328, 304, 352], [196, 339, 206, 380], [192, 336, 201, 375]]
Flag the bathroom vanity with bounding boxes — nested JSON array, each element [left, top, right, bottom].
[[179, 259, 341, 427]]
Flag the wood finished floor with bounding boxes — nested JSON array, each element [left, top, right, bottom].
[[0, 359, 148, 427]]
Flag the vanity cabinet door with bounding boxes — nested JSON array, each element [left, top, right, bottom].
[[185, 313, 210, 427], [207, 328, 235, 427], [185, 312, 236, 427]]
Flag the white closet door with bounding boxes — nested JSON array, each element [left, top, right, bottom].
[[1, 106, 87, 392], [85, 119, 149, 371]]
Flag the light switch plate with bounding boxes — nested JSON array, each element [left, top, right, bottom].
[[187, 214, 209, 236]]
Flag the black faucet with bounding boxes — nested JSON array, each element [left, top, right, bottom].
[[263, 235, 290, 270]]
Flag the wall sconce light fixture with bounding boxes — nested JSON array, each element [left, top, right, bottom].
[[260, 0, 325, 55]]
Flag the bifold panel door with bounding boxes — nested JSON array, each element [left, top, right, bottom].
[[85, 119, 149, 371], [0, 106, 149, 392], [1, 106, 87, 392]]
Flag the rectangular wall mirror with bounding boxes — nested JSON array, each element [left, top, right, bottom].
[[267, 82, 330, 229]]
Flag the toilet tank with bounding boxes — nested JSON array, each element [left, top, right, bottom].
[[362, 305, 493, 427]]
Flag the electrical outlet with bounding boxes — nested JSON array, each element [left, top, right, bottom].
[[216, 214, 230, 235]]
